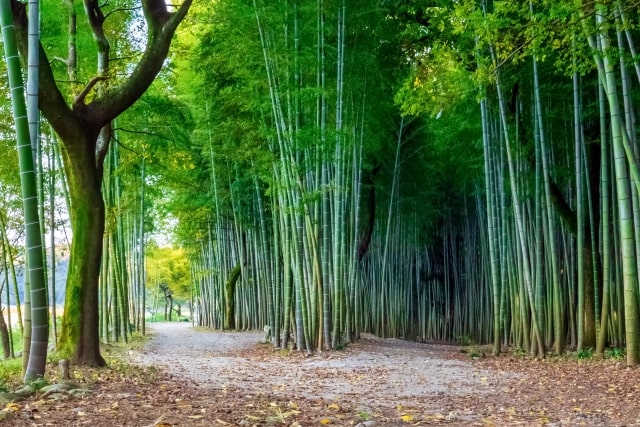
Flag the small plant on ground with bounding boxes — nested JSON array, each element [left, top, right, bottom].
[[0, 358, 23, 391], [25, 377, 49, 392], [605, 348, 625, 359], [512, 347, 527, 358], [455, 335, 473, 346], [468, 345, 481, 359], [577, 348, 593, 360], [357, 410, 371, 420]]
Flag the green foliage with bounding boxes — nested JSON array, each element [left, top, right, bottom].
[[0, 358, 22, 391], [25, 377, 49, 391], [357, 410, 371, 421], [456, 335, 473, 346], [395, 42, 475, 118], [146, 245, 191, 301], [512, 348, 527, 358], [146, 313, 189, 323], [577, 348, 594, 360], [605, 348, 625, 360], [116, 88, 198, 240], [468, 346, 481, 359]]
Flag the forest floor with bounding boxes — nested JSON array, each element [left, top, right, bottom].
[[4, 322, 640, 426]]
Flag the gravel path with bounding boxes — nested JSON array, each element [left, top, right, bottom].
[[132, 322, 519, 415]]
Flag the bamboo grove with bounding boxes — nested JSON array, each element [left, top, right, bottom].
[[2, 0, 640, 370], [175, 0, 640, 366]]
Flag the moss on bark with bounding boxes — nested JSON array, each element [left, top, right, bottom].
[[224, 264, 241, 330], [57, 143, 106, 367]]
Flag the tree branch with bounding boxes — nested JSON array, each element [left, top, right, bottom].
[[83, 0, 193, 127], [73, 76, 108, 107]]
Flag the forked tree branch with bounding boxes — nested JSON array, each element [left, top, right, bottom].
[[73, 75, 108, 107]]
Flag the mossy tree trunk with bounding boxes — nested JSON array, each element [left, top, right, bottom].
[[8, 0, 193, 366], [225, 264, 241, 330], [57, 135, 105, 365], [0, 308, 10, 359]]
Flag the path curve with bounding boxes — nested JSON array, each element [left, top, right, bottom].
[[132, 322, 518, 415]]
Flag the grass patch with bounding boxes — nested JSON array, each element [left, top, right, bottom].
[[146, 314, 190, 323], [576, 348, 594, 360], [0, 358, 23, 391], [605, 347, 625, 360], [455, 335, 473, 346]]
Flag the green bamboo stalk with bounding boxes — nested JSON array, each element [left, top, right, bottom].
[[491, 44, 544, 358], [596, 78, 610, 356], [0, 0, 49, 379], [543, 143, 563, 353], [480, 96, 501, 355], [596, 5, 639, 365]]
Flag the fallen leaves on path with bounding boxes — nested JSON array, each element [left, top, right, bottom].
[[2, 332, 640, 426]]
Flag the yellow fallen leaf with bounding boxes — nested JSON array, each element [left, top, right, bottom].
[[5, 403, 19, 412], [320, 418, 332, 424], [187, 415, 204, 420], [396, 404, 404, 411], [154, 423, 172, 427], [400, 414, 414, 422], [215, 419, 231, 425], [425, 413, 445, 420], [328, 403, 340, 410]]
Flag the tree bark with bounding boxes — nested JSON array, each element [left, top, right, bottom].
[[225, 264, 242, 330], [0, 308, 10, 359], [57, 137, 106, 366]]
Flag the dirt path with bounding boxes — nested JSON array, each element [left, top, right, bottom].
[[132, 322, 518, 423], [125, 322, 640, 426], [9, 322, 639, 426]]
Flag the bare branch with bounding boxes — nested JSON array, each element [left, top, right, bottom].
[[112, 127, 174, 141], [73, 76, 108, 107], [53, 56, 70, 66], [104, 5, 141, 21]]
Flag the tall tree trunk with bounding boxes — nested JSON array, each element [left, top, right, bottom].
[[225, 264, 242, 330], [0, 307, 9, 360], [58, 140, 106, 366]]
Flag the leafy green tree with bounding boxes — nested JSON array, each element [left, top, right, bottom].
[[146, 245, 191, 303], [7, 0, 192, 366]]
